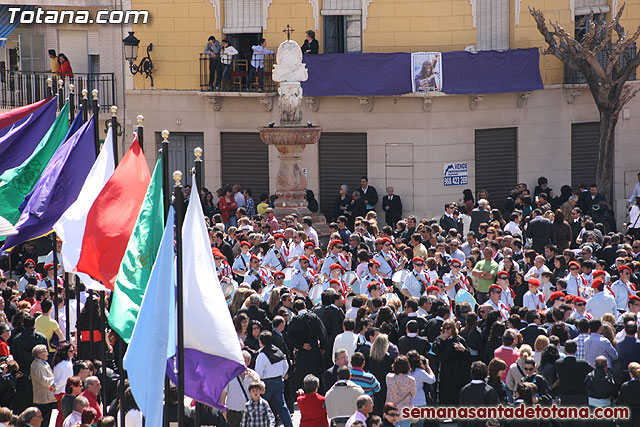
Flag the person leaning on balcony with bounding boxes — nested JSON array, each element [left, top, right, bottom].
[[249, 38, 274, 92], [46, 50, 59, 75], [205, 35, 222, 91], [220, 38, 238, 91], [57, 54, 73, 79], [301, 30, 319, 55]]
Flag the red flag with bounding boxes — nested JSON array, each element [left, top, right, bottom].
[[0, 97, 52, 130], [75, 136, 151, 290]]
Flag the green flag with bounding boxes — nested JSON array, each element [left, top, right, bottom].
[[109, 157, 164, 343], [0, 102, 70, 225]]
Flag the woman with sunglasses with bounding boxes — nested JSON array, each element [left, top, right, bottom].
[[381, 402, 399, 427], [431, 319, 470, 406]]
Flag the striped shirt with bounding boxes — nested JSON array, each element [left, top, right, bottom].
[[575, 333, 589, 360], [349, 368, 381, 396]]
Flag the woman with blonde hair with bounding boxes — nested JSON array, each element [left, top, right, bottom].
[[229, 288, 255, 315], [618, 362, 640, 427], [601, 322, 616, 347], [432, 319, 470, 405], [506, 344, 533, 392], [368, 333, 394, 416]]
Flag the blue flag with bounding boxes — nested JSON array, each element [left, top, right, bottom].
[[1, 114, 96, 250], [0, 97, 57, 175], [124, 207, 176, 427]]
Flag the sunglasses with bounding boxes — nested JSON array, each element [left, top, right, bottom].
[[576, 303, 585, 307], [442, 326, 451, 330], [214, 257, 223, 261], [414, 263, 424, 267], [570, 267, 578, 271], [491, 290, 502, 294], [387, 413, 399, 417], [498, 276, 509, 280], [383, 243, 391, 247], [524, 367, 534, 372]]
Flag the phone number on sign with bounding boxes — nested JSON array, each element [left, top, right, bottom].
[[444, 176, 468, 186]]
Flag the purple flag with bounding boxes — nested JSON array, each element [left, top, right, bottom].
[[2, 116, 96, 250], [0, 97, 57, 175]]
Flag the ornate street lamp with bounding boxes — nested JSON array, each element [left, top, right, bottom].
[[123, 31, 154, 87]]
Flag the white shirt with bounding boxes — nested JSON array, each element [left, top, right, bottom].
[[288, 241, 304, 259], [305, 227, 319, 246], [332, 331, 358, 363], [118, 409, 143, 427], [586, 291, 618, 320], [63, 411, 82, 427], [223, 369, 260, 411], [610, 280, 635, 311], [523, 290, 545, 311], [53, 359, 73, 393], [504, 221, 522, 237], [628, 182, 640, 203], [524, 265, 550, 282], [255, 351, 289, 379], [234, 192, 246, 208]]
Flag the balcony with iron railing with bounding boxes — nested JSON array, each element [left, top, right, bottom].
[[0, 70, 116, 112], [564, 43, 637, 84], [199, 53, 277, 93]]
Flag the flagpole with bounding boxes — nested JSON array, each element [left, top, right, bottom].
[[47, 78, 53, 99], [68, 84, 75, 123], [111, 106, 119, 164], [52, 233, 59, 322], [136, 115, 144, 152], [64, 83, 75, 340], [99, 290, 108, 413], [172, 163, 186, 427], [92, 89, 100, 156], [58, 79, 64, 111], [192, 147, 202, 427], [161, 130, 171, 427], [81, 89, 88, 123]]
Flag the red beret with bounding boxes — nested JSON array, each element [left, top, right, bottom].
[[497, 271, 510, 278], [591, 277, 604, 289], [488, 284, 502, 292], [527, 278, 541, 287], [573, 296, 587, 304], [329, 240, 343, 248], [273, 271, 285, 279], [368, 259, 381, 267], [25, 259, 35, 267], [549, 291, 565, 303], [304, 241, 315, 248], [367, 281, 380, 290], [56, 237, 62, 243], [565, 294, 575, 303], [380, 237, 393, 245], [299, 255, 310, 262], [629, 295, 640, 304], [450, 259, 462, 266], [330, 263, 344, 272], [329, 279, 341, 286], [273, 233, 285, 240], [212, 248, 224, 258], [568, 261, 581, 269], [240, 240, 251, 247], [250, 254, 260, 261], [412, 256, 424, 263], [44, 263, 54, 271], [426, 285, 440, 292], [618, 265, 632, 274], [593, 270, 607, 278], [435, 279, 445, 285]]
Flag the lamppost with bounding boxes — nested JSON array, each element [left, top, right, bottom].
[[123, 31, 154, 87]]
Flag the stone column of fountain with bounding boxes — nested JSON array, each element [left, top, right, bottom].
[[259, 38, 329, 236]]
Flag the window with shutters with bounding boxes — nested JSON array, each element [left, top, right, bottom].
[[224, 0, 263, 34], [18, 34, 45, 72], [474, 127, 517, 209], [476, 0, 509, 51], [220, 132, 270, 197], [155, 132, 205, 187], [571, 123, 600, 189], [58, 30, 88, 74], [318, 132, 367, 220], [322, 0, 362, 53]]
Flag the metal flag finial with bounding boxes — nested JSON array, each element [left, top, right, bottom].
[[92, 89, 98, 100], [161, 129, 170, 142], [81, 88, 88, 99], [137, 115, 144, 125], [194, 146, 203, 161], [173, 170, 183, 186], [282, 24, 294, 40]]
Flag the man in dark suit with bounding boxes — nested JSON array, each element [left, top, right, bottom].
[[439, 202, 462, 235], [526, 209, 556, 254], [617, 321, 640, 382], [598, 234, 621, 267], [212, 231, 234, 264], [323, 348, 350, 392], [322, 292, 345, 367], [569, 207, 583, 247], [421, 305, 449, 342], [555, 339, 593, 408], [583, 184, 607, 216], [398, 298, 427, 336], [459, 361, 500, 427], [382, 186, 402, 227], [470, 199, 491, 234], [359, 176, 378, 213], [398, 320, 430, 355], [519, 310, 548, 348], [272, 315, 294, 411]]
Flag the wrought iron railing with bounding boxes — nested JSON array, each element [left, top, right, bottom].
[[199, 53, 276, 92], [0, 70, 116, 112], [564, 43, 637, 84]]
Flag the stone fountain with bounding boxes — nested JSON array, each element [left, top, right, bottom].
[[259, 38, 329, 235]]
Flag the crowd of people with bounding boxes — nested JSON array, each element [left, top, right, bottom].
[[0, 174, 639, 427]]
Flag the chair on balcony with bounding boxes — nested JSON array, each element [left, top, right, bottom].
[[230, 59, 248, 92], [249, 69, 272, 92]]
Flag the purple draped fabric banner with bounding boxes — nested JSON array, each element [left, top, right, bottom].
[[300, 48, 543, 96], [441, 48, 544, 94]]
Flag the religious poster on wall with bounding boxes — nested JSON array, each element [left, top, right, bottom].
[[411, 52, 442, 93]]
